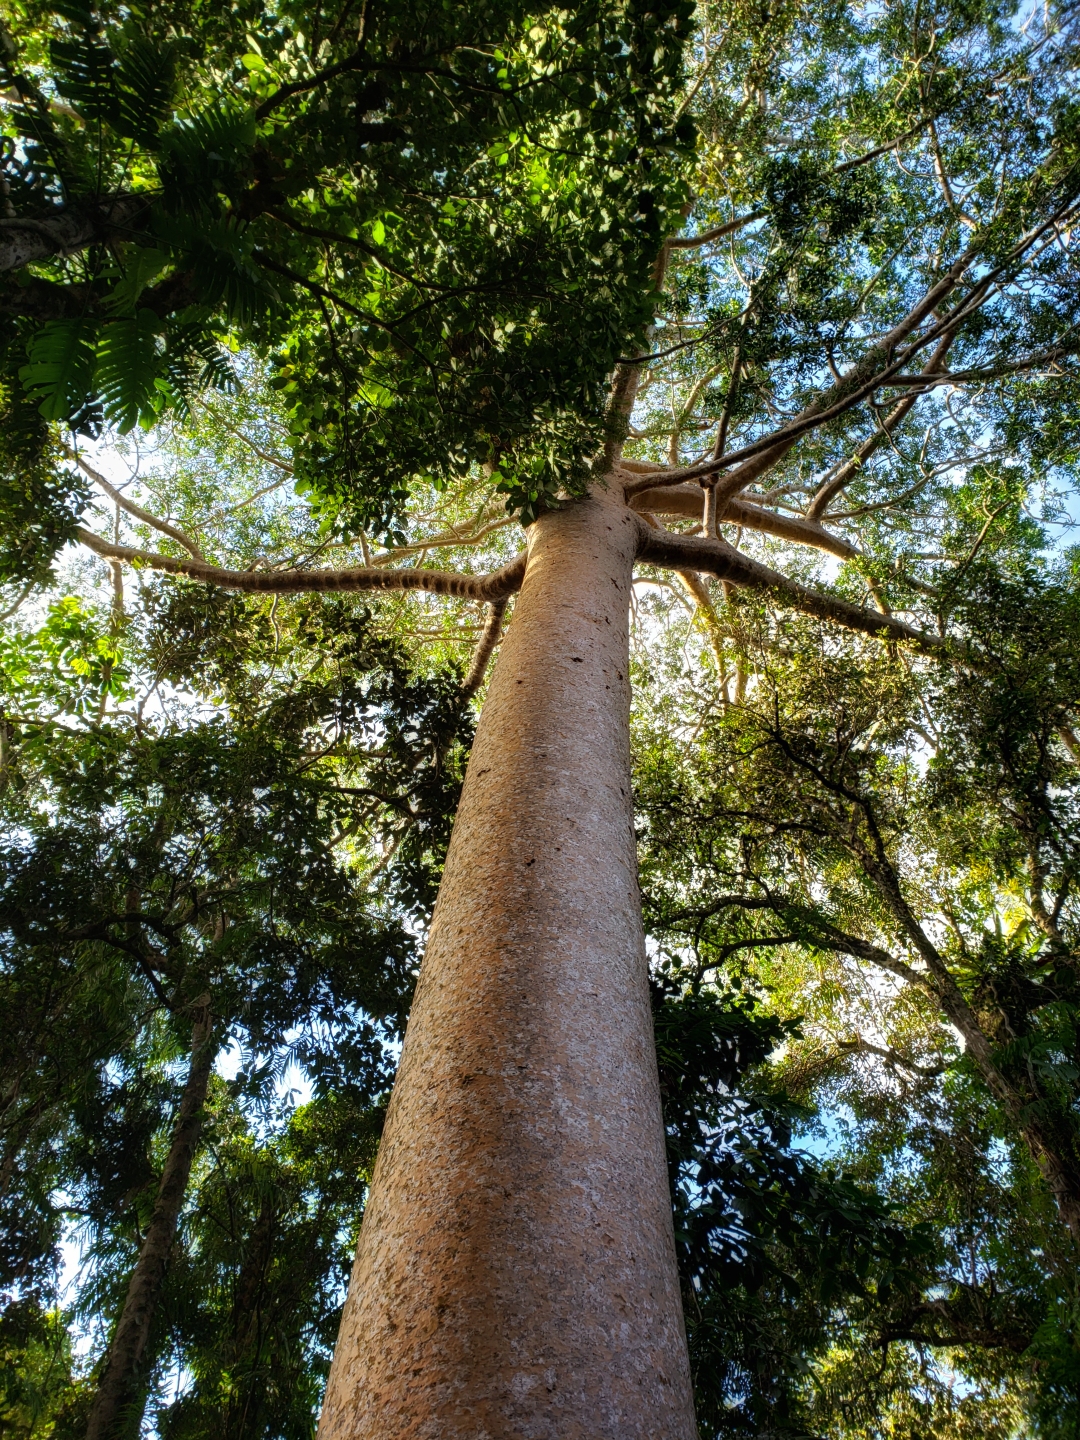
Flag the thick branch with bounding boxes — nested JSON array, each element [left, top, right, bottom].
[[622, 237, 1009, 502], [633, 522, 938, 651], [0, 193, 153, 272], [461, 599, 508, 700], [628, 481, 858, 560], [76, 528, 526, 602]]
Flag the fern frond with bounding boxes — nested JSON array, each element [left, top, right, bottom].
[[18, 319, 99, 423], [96, 311, 163, 433], [157, 105, 256, 212], [164, 323, 238, 407], [51, 23, 119, 129], [156, 213, 272, 325], [116, 38, 177, 145]]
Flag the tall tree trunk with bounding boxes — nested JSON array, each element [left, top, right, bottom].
[[86, 1001, 215, 1440], [318, 485, 696, 1439]]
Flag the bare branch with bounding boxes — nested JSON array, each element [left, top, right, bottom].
[[624, 200, 1080, 502], [806, 329, 957, 520], [874, 345, 1077, 388], [675, 568, 729, 678], [834, 114, 940, 172], [667, 212, 764, 249], [836, 1037, 945, 1077], [75, 528, 526, 602], [67, 449, 206, 561], [370, 512, 512, 565], [633, 521, 943, 652]]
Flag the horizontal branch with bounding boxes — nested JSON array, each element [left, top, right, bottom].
[[878, 343, 1077, 389], [667, 212, 764, 249], [836, 1037, 945, 1077], [801, 923, 929, 989], [76, 529, 526, 602], [633, 522, 941, 652], [1, 193, 153, 272]]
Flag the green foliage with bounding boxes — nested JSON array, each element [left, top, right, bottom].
[[2, 0, 1079, 1431], [0, 1299, 83, 1438], [0, 380, 88, 586], [154, 1092, 385, 1440], [1, 0, 696, 547], [654, 979, 939, 1437], [632, 547, 1080, 1435], [0, 576, 477, 1436], [19, 319, 99, 423], [0, 595, 128, 714]]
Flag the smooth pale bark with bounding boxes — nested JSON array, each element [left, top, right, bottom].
[[85, 1003, 215, 1440], [0, 194, 153, 274], [317, 484, 696, 1440]]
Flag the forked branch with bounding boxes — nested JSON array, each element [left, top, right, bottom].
[[626, 479, 858, 560], [634, 522, 942, 652], [806, 329, 957, 520], [68, 450, 206, 561]]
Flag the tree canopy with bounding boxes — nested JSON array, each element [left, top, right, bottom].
[[1, 0, 1079, 1434]]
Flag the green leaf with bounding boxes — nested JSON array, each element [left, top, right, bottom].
[[105, 248, 170, 315], [19, 320, 99, 422], [51, 23, 119, 127], [96, 311, 163, 432], [115, 38, 178, 144], [158, 105, 256, 212]]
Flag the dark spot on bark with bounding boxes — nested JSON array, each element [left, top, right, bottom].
[[572, 656, 583, 662], [524, 858, 535, 866]]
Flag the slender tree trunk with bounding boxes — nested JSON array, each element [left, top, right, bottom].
[[958, 1018, 1080, 1243], [318, 485, 696, 1439], [86, 1001, 215, 1440]]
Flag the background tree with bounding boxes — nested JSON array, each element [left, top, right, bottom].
[[633, 546, 1080, 1434], [0, 574, 467, 1437]]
